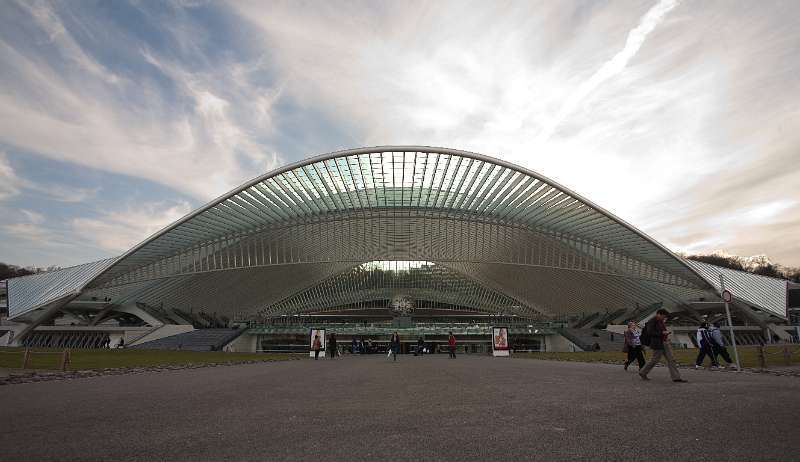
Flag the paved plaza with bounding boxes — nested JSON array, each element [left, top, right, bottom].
[[2, 355, 799, 461]]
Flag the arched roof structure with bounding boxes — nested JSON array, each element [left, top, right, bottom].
[[8, 146, 723, 322]]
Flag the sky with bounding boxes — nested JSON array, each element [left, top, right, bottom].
[[0, 0, 798, 268]]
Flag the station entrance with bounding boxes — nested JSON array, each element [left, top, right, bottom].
[[249, 313, 559, 355]]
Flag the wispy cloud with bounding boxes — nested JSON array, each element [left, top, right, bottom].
[[40, 184, 100, 203], [536, 0, 679, 143], [0, 153, 23, 200], [19, 0, 123, 86], [0, 206, 65, 248], [0, 0, 283, 200], [0, 152, 99, 203], [71, 200, 193, 252], [19, 209, 45, 224]]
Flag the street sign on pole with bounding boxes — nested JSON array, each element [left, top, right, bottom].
[[722, 289, 733, 303], [719, 276, 741, 370]]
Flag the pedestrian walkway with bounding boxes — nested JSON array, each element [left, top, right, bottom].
[[1, 355, 799, 461]]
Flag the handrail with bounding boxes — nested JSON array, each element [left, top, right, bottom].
[[0, 348, 71, 370]]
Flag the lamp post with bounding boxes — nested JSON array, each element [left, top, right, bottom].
[[719, 275, 741, 370]]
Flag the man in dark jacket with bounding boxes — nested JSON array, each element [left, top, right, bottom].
[[639, 309, 687, 382], [329, 333, 337, 359]]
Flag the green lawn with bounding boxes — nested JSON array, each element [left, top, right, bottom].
[[0, 347, 302, 371], [515, 345, 800, 369]]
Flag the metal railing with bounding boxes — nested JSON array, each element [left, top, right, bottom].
[[756, 344, 800, 371], [0, 348, 71, 371]]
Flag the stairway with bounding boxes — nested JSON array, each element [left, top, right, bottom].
[[557, 328, 626, 352], [131, 328, 245, 352]]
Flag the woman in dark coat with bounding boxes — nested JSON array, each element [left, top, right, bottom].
[[390, 332, 401, 361]]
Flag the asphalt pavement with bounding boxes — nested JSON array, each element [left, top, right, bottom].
[[1, 354, 799, 461]]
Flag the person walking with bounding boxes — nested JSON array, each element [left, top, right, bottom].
[[312, 333, 322, 360], [639, 309, 687, 382], [390, 332, 401, 361], [623, 321, 646, 371], [329, 332, 338, 359], [416, 335, 425, 356], [709, 322, 736, 369], [448, 332, 457, 359], [351, 337, 358, 354], [695, 323, 719, 369]]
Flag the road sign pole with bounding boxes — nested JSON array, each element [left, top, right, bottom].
[[720, 275, 741, 370]]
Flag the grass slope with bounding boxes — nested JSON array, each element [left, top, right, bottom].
[[0, 347, 301, 371]]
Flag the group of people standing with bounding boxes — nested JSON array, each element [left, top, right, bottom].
[[622, 309, 737, 382], [311, 331, 458, 360], [392, 331, 458, 360]]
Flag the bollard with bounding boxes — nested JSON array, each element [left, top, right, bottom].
[[22, 348, 30, 369], [758, 345, 766, 371], [60, 349, 71, 371], [784, 345, 791, 367]]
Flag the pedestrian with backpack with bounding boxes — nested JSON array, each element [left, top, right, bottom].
[[639, 309, 687, 382]]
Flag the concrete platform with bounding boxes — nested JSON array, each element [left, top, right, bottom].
[[1, 355, 799, 461]]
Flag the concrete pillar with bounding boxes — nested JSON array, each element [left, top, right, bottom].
[[12, 293, 80, 345]]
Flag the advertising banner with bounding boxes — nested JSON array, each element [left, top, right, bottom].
[[309, 328, 326, 358], [492, 326, 510, 357]]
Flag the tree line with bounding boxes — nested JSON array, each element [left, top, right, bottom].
[[685, 253, 800, 283], [0, 262, 62, 281]]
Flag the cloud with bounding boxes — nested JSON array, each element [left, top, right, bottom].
[[39, 184, 100, 203], [18, 0, 122, 86], [536, 0, 679, 142], [19, 209, 45, 224], [0, 152, 22, 200], [0, 1, 283, 200], [230, 0, 800, 265], [71, 200, 193, 252], [0, 152, 99, 203], [0, 206, 66, 248]]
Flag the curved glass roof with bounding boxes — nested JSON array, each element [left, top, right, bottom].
[[8, 146, 721, 320]]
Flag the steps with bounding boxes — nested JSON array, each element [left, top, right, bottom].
[[557, 328, 625, 352], [131, 328, 245, 352]]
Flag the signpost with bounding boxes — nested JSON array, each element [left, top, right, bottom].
[[719, 276, 741, 370]]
